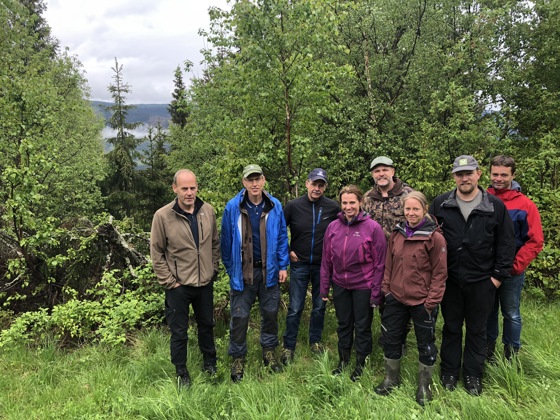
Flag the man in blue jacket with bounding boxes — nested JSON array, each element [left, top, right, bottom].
[[221, 164, 290, 382], [429, 155, 515, 396]]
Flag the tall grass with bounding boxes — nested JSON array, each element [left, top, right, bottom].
[[0, 296, 559, 419]]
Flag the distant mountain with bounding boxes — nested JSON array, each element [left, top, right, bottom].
[[91, 101, 171, 128]]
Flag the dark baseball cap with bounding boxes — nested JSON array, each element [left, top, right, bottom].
[[308, 168, 328, 182], [452, 155, 479, 173]]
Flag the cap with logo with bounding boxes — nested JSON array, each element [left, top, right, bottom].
[[243, 164, 264, 179], [452, 155, 479, 173], [308, 168, 328, 183]]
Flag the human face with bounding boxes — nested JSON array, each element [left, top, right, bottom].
[[341, 193, 361, 222], [172, 171, 198, 212], [242, 174, 266, 202], [404, 197, 426, 228], [306, 179, 327, 201], [490, 165, 515, 190], [453, 169, 481, 196], [371, 165, 395, 190]]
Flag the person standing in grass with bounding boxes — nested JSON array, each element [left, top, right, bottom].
[[375, 192, 447, 406], [221, 164, 290, 382], [280, 168, 339, 365], [429, 155, 515, 396], [320, 185, 386, 381], [150, 169, 220, 388], [486, 155, 544, 362]]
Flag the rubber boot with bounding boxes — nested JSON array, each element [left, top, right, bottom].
[[504, 345, 519, 362], [332, 348, 351, 375], [374, 358, 401, 395], [203, 352, 217, 375], [415, 362, 434, 406], [350, 353, 367, 382]]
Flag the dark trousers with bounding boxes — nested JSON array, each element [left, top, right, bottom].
[[381, 294, 438, 366], [165, 282, 216, 371], [332, 283, 373, 356], [440, 279, 496, 378], [283, 262, 326, 349], [228, 267, 280, 358]]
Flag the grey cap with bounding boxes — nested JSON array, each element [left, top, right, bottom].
[[452, 155, 479, 173], [242, 164, 263, 179], [308, 168, 328, 182], [370, 156, 394, 170]]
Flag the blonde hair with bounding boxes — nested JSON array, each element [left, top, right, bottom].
[[402, 191, 435, 223]]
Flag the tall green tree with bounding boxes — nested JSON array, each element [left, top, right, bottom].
[[0, 0, 105, 307], [168, 63, 190, 128], [102, 58, 142, 218]]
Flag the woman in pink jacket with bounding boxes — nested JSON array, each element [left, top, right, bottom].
[[320, 185, 386, 381], [374, 191, 447, 406]]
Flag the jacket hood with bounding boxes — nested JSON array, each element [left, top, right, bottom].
[[487, 187, 524, 202], [369, 177, 410, 199], [394, 216, 440, 238]]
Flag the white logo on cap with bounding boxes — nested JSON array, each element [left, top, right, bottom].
[[459, 158, 468, 165]]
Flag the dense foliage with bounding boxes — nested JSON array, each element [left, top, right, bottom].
[[1, 0, 560, 347]]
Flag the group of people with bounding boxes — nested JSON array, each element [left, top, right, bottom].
[[149, 154, 543, 406]]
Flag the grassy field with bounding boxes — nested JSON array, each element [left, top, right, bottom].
[[1, 296, 559, 419]]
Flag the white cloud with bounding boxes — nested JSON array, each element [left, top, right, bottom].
[[44, 0, 231, 104]]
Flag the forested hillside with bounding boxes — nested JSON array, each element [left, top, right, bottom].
[[1, 0, 559, 347]]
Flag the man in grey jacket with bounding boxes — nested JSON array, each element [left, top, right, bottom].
[[150, 169, 220, 388]]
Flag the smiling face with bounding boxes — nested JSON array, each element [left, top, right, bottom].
[[306, 179, 327, 201], [371, 165, 395, 192], [242, 173, 266, 202], [341, 192, 361, 221], [404, 197, 427, 227], [490, 165, 515, 190]]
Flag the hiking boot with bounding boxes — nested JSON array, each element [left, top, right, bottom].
[[203, 352, 217, 375], [263, 348, 282, 373], [310, 342, 325, 355], [486, 340, 497, 364], [440, 374, 458, 391], [176, 368, 191, 389], [281, 348, 295, 365], [374, 358, 401, 395], [416, 363, 433, 406], [350, 353, 367, 382], [231, 357, 245, 383], [504, 345, 519, 362], [332, 348, 351, 375], [464, 375, 482, 396]]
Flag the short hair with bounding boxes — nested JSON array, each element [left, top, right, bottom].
[[490, 155, 516, 175], [338, 184, 363, 202], [173, 169, 196, 185]]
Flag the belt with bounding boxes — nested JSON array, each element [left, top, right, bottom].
[[253, 260, 262, 268]]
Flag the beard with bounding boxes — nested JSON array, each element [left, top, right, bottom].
[[457, 183, 477, 195]]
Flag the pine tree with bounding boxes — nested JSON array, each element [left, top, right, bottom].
[[168, 62, 190, 128], [102, 58, 142, 218]]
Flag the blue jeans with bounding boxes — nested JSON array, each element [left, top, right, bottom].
[[228, 267, 280, 358], [487, 272, 525, 349], [283, 262, 326, 350]]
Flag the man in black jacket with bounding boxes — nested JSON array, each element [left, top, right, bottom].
[[429, 155, 515, 396], [281, 168, 339, 364]]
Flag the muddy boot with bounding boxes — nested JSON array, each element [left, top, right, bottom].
[[203, 352, 217, 375], [415, 362, 434, 406], [332, 348, 351, 375], [350, 353, 367, 382], [374, 358, 401, 395]]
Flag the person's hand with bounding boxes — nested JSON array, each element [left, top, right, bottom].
[[322, 297, 329, 302], [279, 270, 288, 283], [289, 251, 299, 262], [172, 282, 181, 288], [491, 277, 501, 288]]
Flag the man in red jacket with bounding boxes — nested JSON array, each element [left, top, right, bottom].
[[486, 155, 544, 361]]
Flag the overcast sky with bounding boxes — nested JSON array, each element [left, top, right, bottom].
[[44, 0, 231, 104]]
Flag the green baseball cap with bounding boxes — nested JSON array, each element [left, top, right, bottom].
[[243, 164, 263, 179]]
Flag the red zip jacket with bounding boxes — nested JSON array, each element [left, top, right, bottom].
[[320, 211, 386, 305], [487, 187, 544, 275]]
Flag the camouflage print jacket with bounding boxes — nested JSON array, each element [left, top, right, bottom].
[[362, 177, 414, 238]]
